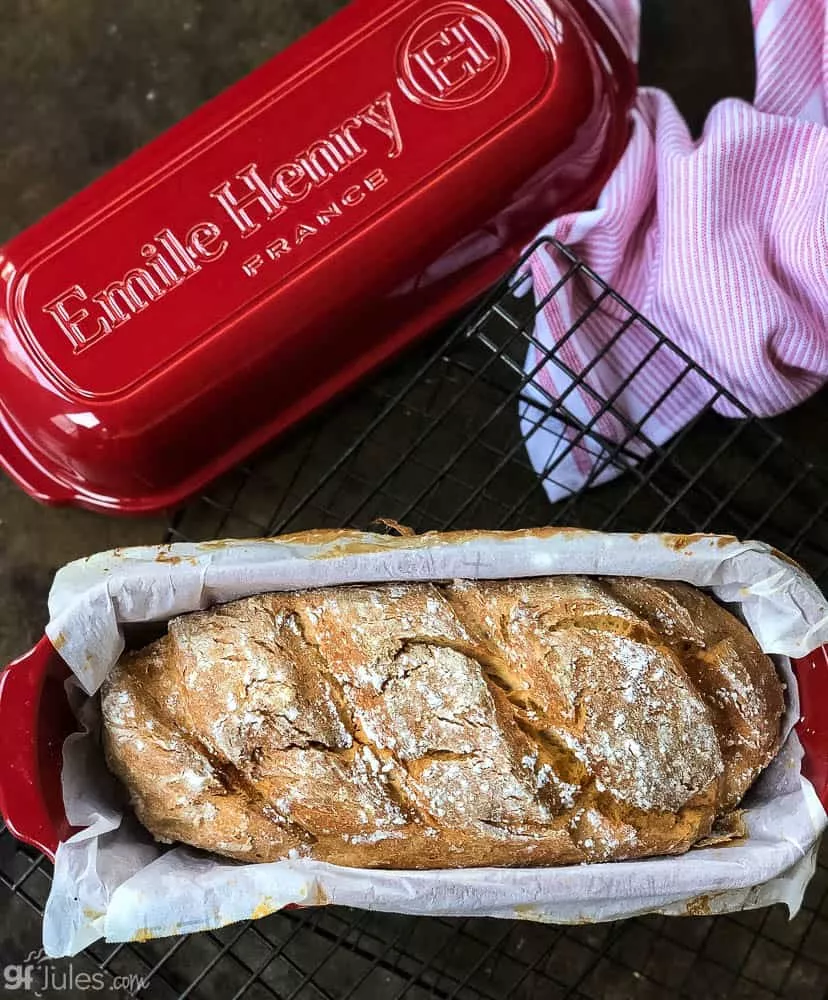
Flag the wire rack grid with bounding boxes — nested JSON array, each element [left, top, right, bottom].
[[2, 238, 827, 1000]]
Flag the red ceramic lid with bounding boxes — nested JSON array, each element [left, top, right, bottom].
[[0, 0, 635, 514]]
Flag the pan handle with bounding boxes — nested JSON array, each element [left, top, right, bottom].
[[0, 638, 74, 861], [794, 645, 828, 811]]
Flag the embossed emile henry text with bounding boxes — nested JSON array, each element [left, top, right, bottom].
[[43, 93, 403, 353], [41, 4, 508, 354]]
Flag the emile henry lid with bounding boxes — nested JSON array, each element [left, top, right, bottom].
[[0, 0, 635, 514]]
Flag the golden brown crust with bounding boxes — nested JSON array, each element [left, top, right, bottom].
[[101, 576, 783, 869], [602, 578, 786, 809]]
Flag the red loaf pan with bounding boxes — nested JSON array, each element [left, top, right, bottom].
[[0, 0, 635, 515], [1, 636, 828, 862]]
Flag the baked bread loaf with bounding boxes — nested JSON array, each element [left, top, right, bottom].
[[101, 576, 784, 869]]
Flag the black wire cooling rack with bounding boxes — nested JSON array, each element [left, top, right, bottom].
[[2, 238, 827, 1000]]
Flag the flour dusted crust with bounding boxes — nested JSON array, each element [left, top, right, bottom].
[[101, 576, 784, 869]]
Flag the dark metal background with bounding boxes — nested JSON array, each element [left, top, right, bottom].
[[2, 239, 827, 999]]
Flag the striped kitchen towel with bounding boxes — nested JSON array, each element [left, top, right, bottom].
[[521, 0, 828, 502]]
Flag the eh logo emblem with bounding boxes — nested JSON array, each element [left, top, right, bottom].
[[398, 4, 509, 109]]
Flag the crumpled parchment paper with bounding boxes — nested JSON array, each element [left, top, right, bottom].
[[40, 529, 828, 956]]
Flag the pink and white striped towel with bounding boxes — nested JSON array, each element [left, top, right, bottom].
[[521, 0, 828, 501]]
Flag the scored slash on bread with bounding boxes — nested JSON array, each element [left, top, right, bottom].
[[100, 577, 784, 869]]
